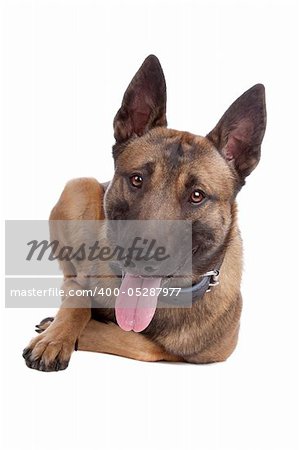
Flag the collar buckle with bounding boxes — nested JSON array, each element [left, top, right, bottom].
[[204, 269, 220, 293]]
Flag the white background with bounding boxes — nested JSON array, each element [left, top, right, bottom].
[[1, 0, 299, 449]]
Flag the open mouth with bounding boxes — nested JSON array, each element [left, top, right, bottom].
[[110, 248, 193, 332], [107, 224, 192, 332]]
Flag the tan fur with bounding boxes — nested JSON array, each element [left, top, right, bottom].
[[23, 56, 265, 371], [24, 177, 242, 368], [78, 320, 183, 362], [24, 179, 179, 368]]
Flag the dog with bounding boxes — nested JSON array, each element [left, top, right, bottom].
[[23, 55, 266, 371]]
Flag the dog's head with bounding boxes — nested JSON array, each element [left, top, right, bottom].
[[104, 55, 266, 276], [104, 55, 266, 332]]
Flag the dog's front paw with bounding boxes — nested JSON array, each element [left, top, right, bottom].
[[35, 317, 54, 334], [22, 330, 75, 372]]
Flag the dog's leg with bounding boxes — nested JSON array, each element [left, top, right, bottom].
[[23, 178, 106, 371], [22, 280, 91, 371], [77, 319, 183, 362], [35, 316, 54, 333], [32, 316, 183, 363]]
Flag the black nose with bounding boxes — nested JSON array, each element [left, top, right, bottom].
[[122, 254, 163, 276], [144, 265, 159, 273]]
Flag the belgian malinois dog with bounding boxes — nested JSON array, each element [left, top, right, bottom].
[[23, 55, 266, 371]]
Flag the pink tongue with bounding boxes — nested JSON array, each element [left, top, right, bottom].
[[115, 273, 162, 332]]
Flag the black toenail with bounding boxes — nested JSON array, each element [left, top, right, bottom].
[[22, 348, 32, 359]]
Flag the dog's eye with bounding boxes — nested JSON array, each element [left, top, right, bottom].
[[189, 190, 205, 204], [130, 174, 143, 188]]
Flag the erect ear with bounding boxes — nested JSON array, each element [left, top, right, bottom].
[[207, 84, 266, 183], [113, 55, 167, 144]]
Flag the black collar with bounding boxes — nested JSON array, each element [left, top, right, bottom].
[[182, 269, 220, 303], [159, 269, 220, 306]]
